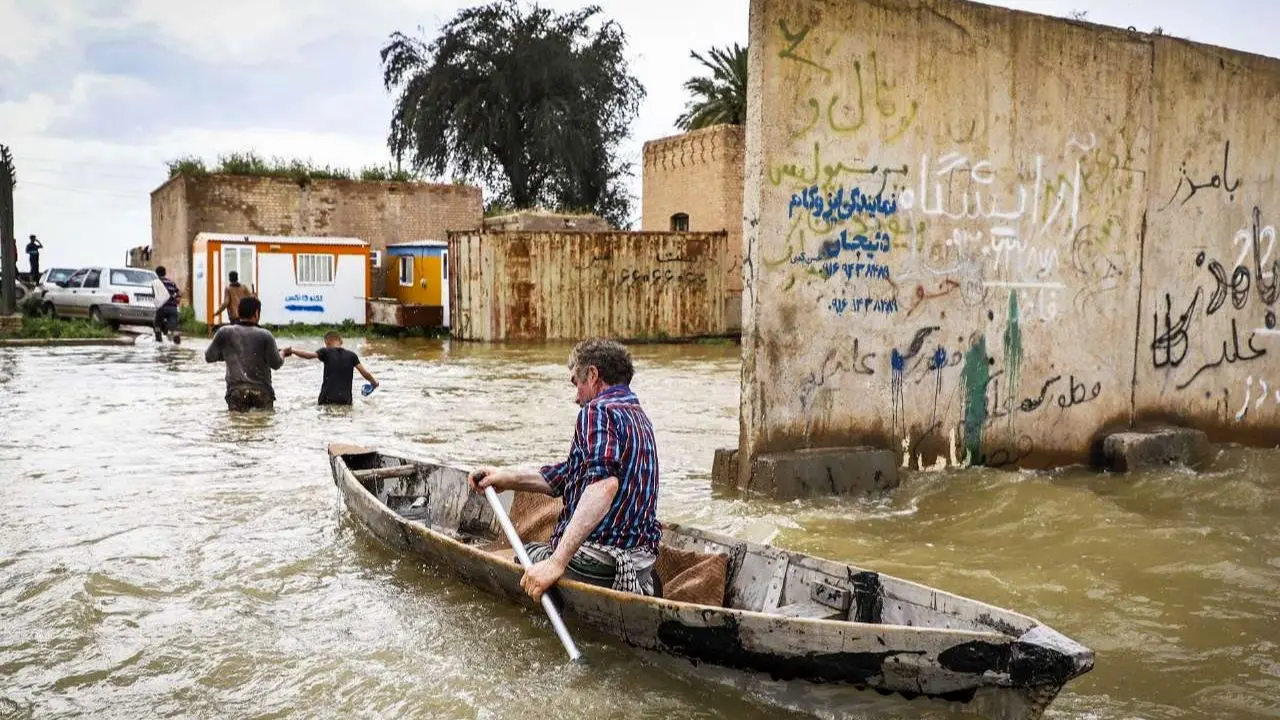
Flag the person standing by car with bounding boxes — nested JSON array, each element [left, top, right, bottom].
[[205, 297, 285, 412], [25, 235, 42, 280], [213, 271, 254, 325], [150, 266, 182, 345]]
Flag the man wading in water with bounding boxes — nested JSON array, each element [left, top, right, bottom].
[[468, 338, 662, 601], [213, 271, 255, 325], [204, 297, 285, 411], [150, 265, 182, 345], [282, 331, 379, 405]]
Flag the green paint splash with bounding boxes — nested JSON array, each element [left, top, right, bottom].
[[961, 336, 990, 464], [1003, 291, 1023, 408]]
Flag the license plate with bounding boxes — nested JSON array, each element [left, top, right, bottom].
[[135, 293, 154, 302]]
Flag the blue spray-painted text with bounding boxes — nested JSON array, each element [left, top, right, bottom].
[[829, 296, 900, 316], [789, 185, 899, 221]]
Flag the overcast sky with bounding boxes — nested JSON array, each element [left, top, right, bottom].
[[2, 0, 1277, 270]]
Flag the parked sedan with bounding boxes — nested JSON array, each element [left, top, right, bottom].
[[29, 267, 78, 301], [42, 266, 160, 329]]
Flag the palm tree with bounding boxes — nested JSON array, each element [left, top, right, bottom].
[[675, 43, 748, 131]]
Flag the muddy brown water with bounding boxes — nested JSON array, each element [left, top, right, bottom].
[[1, 336, 1277, 720]]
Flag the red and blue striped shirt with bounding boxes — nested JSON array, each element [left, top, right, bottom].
[[540, 385, 662, 554]]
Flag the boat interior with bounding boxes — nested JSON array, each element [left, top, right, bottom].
[[337, 449, 1038, 636]]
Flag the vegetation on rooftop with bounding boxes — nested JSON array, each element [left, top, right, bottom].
[[165, 151, 429, 184]]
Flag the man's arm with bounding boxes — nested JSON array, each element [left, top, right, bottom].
[[265, 335, 284, 370], [215, 288, 230, 316], [204, 330, 223, 363], [289, 348, 319, 360], [548, 477, 618, 567], [468, 467, 554, 495], [520, 477, 620, 601], [356, 363, 378, 388]]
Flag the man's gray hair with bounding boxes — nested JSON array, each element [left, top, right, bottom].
[[569, 338, 635, 386]]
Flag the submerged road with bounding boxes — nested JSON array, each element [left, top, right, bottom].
[[1, 336, 1277, 719]]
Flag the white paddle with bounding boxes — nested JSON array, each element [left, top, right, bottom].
[[481, 485, 583, 662]]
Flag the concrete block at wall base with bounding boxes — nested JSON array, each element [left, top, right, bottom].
[[1100, 428, 1211, 473], [711, 448, 739, 490], [724, 293, 742, 332], [745, 447, 900, 501]]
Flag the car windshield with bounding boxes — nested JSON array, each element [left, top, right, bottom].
[[47, 268, 75, 283], [110, 269, 155, 287]]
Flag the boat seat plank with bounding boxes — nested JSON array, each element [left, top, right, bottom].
[[773, 600, 846, 620], [354, 465, 419, 481], [761, 555, 790, 612]]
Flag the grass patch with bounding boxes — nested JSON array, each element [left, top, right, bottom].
[[178, 305, 207, 336], [2, 316, 118, 340], [183, 306, 451, 341]]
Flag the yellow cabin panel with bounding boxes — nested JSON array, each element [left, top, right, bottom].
[[395, 255, 443, 306]]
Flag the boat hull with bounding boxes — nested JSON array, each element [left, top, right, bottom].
[[329, 448, 1088, 720]]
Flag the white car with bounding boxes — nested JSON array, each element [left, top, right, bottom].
[[27, 267, 77, 301], [42, 266, 161, 329]]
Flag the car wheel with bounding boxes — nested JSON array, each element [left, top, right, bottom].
[[89, 306, 103, 324], [42, 302, 56, 318], [107, 320, 120, 331]]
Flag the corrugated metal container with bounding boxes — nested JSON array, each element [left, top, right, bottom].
[[449, 231, 729, 342]]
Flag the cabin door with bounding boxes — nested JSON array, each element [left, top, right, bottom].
[[440, 250, 450, 328], [218, 244, 256, 320]]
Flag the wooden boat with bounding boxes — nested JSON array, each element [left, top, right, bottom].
[[328, 444, 1094, 720]]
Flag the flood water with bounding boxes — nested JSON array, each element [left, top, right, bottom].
[[1, 336, 1277, 720]]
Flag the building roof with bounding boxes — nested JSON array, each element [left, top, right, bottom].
[[387, 240, 448, 248], [195, 232, 368, 247]]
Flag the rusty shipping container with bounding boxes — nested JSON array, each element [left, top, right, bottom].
[[449, 231, 730, 342]]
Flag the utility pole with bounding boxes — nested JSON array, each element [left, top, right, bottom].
[[0, 145, 15, 316]]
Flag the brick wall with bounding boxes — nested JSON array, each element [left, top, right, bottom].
[[150, 174, 484, 301], [642, 124, 745, 328], [151, 177, 189, 294]]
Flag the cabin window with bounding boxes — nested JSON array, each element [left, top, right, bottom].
[[399, 256, 414, 286], [441, 251, 449, 281], [670, 213, 689, 232], [297, 253, 335, 285]]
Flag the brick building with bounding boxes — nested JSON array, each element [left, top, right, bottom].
[[641, 124, 745, 330], [150, 174, 483, 301]]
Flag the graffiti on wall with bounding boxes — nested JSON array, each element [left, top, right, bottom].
[[765, 14, 1146, 468], [1152, 183, 1279, 420]]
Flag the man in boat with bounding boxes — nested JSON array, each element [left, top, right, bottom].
[[204, 296, 285, 411], [469, 338, 662, 602]]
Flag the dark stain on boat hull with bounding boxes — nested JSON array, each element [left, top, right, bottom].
[[938, 640, 1081, 687], [656, 615, 980, 703]]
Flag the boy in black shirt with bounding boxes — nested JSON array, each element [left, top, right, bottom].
[[282, 331, 379, 405]]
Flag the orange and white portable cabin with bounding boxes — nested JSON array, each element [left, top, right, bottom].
[[191, 232, 371, 326]]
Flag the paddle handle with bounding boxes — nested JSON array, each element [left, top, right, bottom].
[[482, 485, 582, 662]]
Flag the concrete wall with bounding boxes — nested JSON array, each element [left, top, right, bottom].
[[643, 125, 746, 329], [150, 174, 482, 302], [1135, 40, 1280, 443], [450, 231, 728, 342], [742, 0, 1280, 476]]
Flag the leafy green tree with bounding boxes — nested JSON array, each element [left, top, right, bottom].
[[381, 0, 644, 227], [675, 43, 748, 131]]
